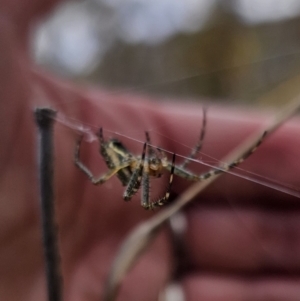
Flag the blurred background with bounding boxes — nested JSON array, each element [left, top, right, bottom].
[[32, 0, 300, 105]]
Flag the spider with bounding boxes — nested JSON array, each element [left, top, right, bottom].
[[74, 110, 266, 210]]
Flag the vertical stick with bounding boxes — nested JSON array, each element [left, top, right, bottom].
[[34, 108, 63, 301]]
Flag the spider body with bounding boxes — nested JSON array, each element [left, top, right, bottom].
[[74, 109, 266, 210], [100, 138, 133, 186], [75, 127, 176, 209], [99, 135, 168, 185]]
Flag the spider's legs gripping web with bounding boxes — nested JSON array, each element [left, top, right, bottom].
[[196, 130, 267, 180], [166, 130, 267, 182]]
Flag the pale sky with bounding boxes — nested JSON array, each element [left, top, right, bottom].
[[34, 0, 300, 75]]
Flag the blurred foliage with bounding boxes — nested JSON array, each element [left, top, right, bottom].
[[83, 5, 300, 105]]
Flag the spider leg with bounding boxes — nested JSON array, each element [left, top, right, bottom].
[[166, 130, 267, 182], [144, 153, 176, 210], [139, 134, 152, 208], [74, 135, 132, 185], [197, 130, 267, 180], [145, 131, 156, 157], [141, 172, 150, 209], [171, 165, 199, 181], [97, 127, 114, 169], [142, 132, 167, 209], [180, 107, 207, 169], [123, 143, 147, 201], [146, 131, 169, 166], [141, 132, 161, 208], [97, 127, 134, 186]]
